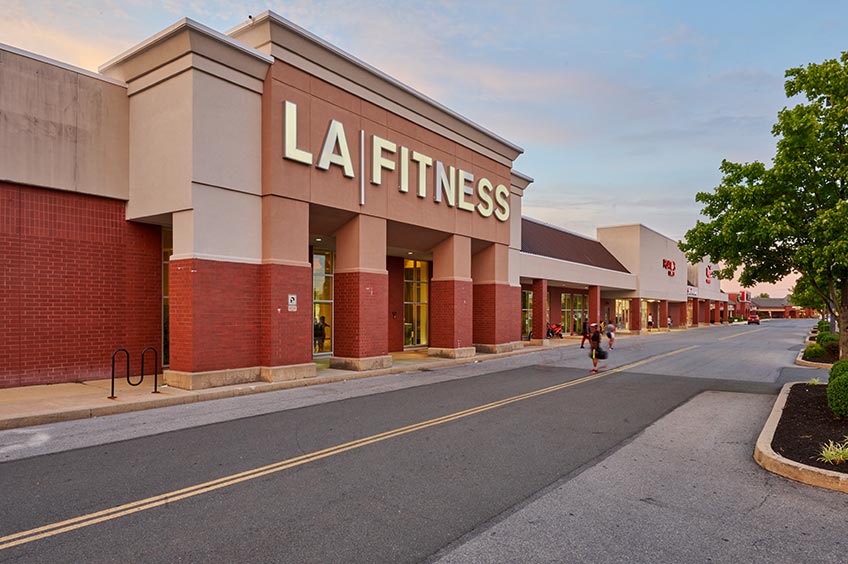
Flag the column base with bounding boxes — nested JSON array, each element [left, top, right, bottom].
[[475, 341, 524, 354], [165, 367, 260, 390], [329, 355, 392, 371], [165, 363, 319, 390], [428, 346, 476, 359], [260, 363, 317, 383], [529, 339, 554, 347]]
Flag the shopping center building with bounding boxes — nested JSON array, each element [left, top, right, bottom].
[[0, 12, 728, 389]]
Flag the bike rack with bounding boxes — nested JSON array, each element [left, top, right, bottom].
[[141, 346, 161, 394], [109, 347, 161, 399], [109, 348, 130, 399]]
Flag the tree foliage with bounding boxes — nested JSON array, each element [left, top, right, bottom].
[[680, 52, 848, 358]]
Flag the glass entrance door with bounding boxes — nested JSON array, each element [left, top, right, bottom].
[[313, 250, 334, 355], [404, 260, 429, 347]]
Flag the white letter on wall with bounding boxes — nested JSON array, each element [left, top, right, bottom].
[[457, 170, 475, 212], [371, 135, 397, 185], [284, 101, 313, 165], [316, 119, 355, 177], [435, 161, 456, 207], [494, 184, 511, 221], [411, 151, 432, 198]]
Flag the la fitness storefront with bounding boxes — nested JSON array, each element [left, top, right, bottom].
[[0, 12, 729, 390]]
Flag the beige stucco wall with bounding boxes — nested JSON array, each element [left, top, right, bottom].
[[689, 257, 726, 301], [0, 46, 128, 199], [102, 21, 271, 263], [597, 224, 687, 301]]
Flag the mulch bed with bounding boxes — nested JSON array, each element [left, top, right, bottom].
[[772, 384, 848, 473]]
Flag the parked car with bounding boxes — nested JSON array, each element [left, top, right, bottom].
[[748, 314, 760, 325]]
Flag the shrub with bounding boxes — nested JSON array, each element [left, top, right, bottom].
[[818, 332, 840, 347], [828, 370, 848, 418], [819, 319, 832, 333], [830, 360, 848, 382], [805, 343, 826, 360]]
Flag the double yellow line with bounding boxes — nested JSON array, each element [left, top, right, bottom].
[[0, 346, 697, 551]]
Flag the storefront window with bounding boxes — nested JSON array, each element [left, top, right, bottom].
[[614, 299, 629, 331], [561, 293, 571, 334], [404, 260, 429, 347], [313, 250, 334, 355], [522, 290, 533, 339]]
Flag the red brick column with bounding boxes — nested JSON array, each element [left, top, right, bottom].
[[170, 258, 261, 374], [259, 263, 312, 368], [333, 271, 389, 363], [473, 284, 521, 347], [549, 287, 563, 325], [588, 285, 601, 326], [702, 299, 711, 325], [331, 215, 390, 371], [532, 279, 549, 340], [713, 302, 722, 324], [430, 279, 473, 350], [630, 298, 642, 332], [660, 300, 669, 329], [690, 299, 699, 325]]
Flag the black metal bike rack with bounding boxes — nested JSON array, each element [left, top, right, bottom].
[[109, 347, 161, 399]]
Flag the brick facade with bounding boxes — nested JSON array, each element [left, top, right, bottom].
[[429, 279, 473, 349], [169, 258, 262, 373], [472, 283, 521, 345], [0, 182, 161, 388], [260, 263, 313, 367], [334, 271, 389, 358]]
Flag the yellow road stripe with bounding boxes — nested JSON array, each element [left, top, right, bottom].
[[718, 328, 765, 341], [0, 345, 697, 551]]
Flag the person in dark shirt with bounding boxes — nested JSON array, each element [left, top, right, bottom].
[[589, 322, 606, 373], [580, 320, 590, 348]]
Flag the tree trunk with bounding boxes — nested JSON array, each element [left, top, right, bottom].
[[839, 305, 848, 360]]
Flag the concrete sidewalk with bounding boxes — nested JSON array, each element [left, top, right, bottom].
[[0, 339, 584, 431]]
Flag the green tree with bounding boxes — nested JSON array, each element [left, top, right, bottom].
[[681, 52, 848, 359], [757, 292, 770, 298], [789, 275, 828, 313]]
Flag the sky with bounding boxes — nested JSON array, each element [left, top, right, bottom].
[[3, 0, 846, 296]]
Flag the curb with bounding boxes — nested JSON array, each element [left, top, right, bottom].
[[753, 382, 848, 494], [794, 349, 833, 369], [0, 341, 568, 431]]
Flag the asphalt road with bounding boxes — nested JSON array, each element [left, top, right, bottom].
[[1, 319, 841, 563]]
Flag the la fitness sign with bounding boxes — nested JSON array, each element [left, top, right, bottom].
[[283, 101, 511, 221], [662, 259, 676, 277]]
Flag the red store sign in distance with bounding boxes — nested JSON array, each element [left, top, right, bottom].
[[662, 259, 676, 277]]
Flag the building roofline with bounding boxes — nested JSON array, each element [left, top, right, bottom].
[[0, 42, 127, 87], [597, 222, 678, 243], [99, 17, 273, 74], [522, 216, 598, 243], [227, 11, 524, 157]]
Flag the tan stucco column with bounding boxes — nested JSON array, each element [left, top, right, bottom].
[[429, 235, 475, 359], [331, 215, 391, 370]]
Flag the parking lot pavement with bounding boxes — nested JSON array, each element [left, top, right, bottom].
[[433, 390, 848, 564]]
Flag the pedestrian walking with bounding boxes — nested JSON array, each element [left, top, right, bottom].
[[606, 322, 616, 349], [647, 312, 653, 331], [589, 322, 607, 373], [580, 319, 589, 348]]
